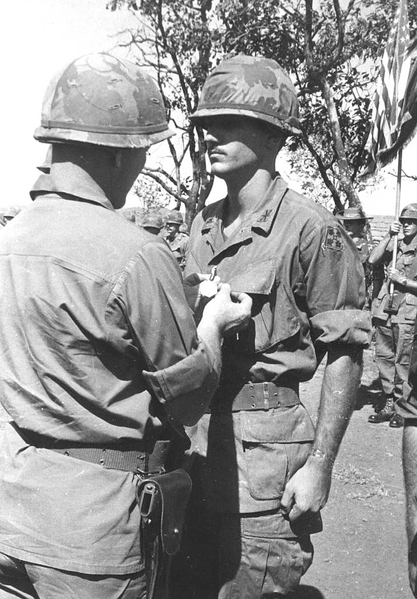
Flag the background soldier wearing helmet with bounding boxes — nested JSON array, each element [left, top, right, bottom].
[[396, 209, 417, 596], [171, 55, 370, 599], [340, 207, 374, 309], [140, 212, 164, 235], [163, 209, 189, 270], [0, 53, 252, 599], [368, 204, 417, 429]]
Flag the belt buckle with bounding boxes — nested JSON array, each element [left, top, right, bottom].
[[135, 465, 166, 477]]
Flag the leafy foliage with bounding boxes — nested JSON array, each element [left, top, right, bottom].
[[132, 175, 172, 214], [107, 0, 417, 217]]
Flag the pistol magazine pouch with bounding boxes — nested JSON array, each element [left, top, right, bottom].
[[137, 468, 192, 555]]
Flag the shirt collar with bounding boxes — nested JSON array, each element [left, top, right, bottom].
[[30, 172, 115, 211], [248, 176, 288, 233], [201, 174, 288, 237], [401, 234, 417, 254]]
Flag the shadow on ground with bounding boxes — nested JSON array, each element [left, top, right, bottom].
[[355, 377, 383, 412], [294, 585, 325, 598]]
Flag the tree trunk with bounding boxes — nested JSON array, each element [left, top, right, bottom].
[[320, 77, 363, 210]]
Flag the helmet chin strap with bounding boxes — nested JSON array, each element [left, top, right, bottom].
[[114, 150, 123, 169]]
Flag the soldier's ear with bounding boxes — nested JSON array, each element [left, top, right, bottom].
[[114, 150, 123, 169], [265, 133, 286, 154]]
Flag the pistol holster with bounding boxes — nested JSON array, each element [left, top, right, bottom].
[[136, 468, 192, 599], [137, 468, 192, 555]]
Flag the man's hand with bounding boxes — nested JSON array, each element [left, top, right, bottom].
[[201, 284, 252, 337], [389, 221, 402, 236], [196, 284, 252, 376], [280, 454, 332, 522], [388, 267, 407, 286], [183, 272, 220, 316]]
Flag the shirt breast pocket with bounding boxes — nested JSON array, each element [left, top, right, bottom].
[[404, 293, 417, 320], [227, 259, 300, 354]]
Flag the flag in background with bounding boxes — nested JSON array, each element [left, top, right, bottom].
[[363, 0, 411, 175], [378, 36, 417, 167]]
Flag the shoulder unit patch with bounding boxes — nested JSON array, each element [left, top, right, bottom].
[[323, 226, 344, 252]]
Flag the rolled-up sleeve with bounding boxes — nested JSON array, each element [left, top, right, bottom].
[[110, 238, 220, 426], [143, 340, 218, 426], [300, 221, 372, 347]]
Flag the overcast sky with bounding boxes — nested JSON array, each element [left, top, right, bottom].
[[2, 0, 416, 215], [2, 0, 138, 209]]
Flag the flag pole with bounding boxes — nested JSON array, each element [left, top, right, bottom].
[[388, 147, 403, 302], [395, 146, 403, 223]]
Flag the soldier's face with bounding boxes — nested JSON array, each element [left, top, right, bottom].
[[344, 220, 365, 239], [203, 116, 271, 180], [401, 219, 417, 240], [166, 223, 180, 240]]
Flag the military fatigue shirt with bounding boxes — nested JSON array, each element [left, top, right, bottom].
[[184, 176, 370, 530], [167, 232, 189, 269], [0, 172, 219, 575], [372, 235, 417, 324]]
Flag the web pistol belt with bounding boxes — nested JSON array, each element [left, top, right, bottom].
[[21, 426, 171, 475], [206, 381, 300, 413], [49, 441, 170, 474]]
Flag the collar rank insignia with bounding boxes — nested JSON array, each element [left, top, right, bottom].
[[257, 209, 273, 223], [202, 216, 217, 232]]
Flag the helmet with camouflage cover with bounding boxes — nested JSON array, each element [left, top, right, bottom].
[[165, 210, 184, 225], [400, 203, 417, 221], [142, 213, 163, 230], [190, 55, 301, 136], [34, 53, 174, 148]]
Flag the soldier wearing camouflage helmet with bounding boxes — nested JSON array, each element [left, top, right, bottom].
[[395, 204, 417, 595], [141, 212, 164, 235], [0, 53, 252, 599], [163, 210, 189, 269], [171, 54, 370, 598], [341, 207, 374, 308], [368, 203, 417, 429]]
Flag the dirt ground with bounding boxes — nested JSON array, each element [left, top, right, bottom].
[[298, 346, 412, 599], [0, 344, 413, 599]]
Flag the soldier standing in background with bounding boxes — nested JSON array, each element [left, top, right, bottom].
[[390, 210, 417, 598], [341, 207, 373, 308], [368, 204, 417, 428], [141, 212, 164, 236], [171, 54, 370, 599], [0, 53, 251, 599], [163, 210, 189, 270]]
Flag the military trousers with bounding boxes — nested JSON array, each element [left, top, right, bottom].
[[0, 552, 146, 599], [374, 319, 414, 404], [170, 494, 313, 599]]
